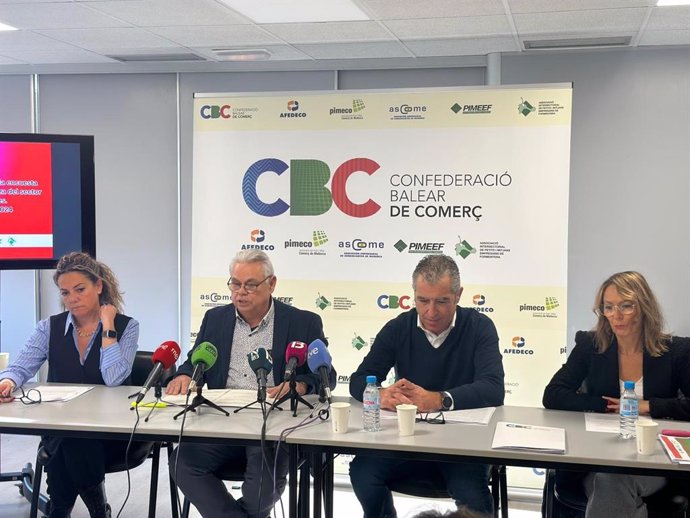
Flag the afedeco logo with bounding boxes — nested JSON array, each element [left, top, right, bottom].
[[504, 336, 534, 356]]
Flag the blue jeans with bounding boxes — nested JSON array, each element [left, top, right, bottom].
[[349, 455, 493, 518]]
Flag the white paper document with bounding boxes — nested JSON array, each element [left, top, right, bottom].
[[29, 385, 95, 402], [162, 388, 275, 408], [491, 421, 566, 454], [444, 407, 496, 425], [584, 413, 651, 433]]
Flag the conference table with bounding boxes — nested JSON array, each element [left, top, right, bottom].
[[289, 400, 690, 518], [1, 386, 689, 518], [0, 383, 317, 518]]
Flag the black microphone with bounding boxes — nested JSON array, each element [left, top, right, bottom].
[[306, 339, 333, 403], [247, 348, 273, 403], [188, 342, 218, 394], [135, 341, 180, 404]]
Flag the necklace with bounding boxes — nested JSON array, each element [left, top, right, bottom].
[[74, 325, 97, 338]]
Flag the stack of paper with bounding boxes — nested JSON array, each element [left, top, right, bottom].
[[491, 421, 566, 454], [30, 385, 95, 402], [659, 435, 690, 464], [444, 407, 496, 425], [163, 389, 276, 408]]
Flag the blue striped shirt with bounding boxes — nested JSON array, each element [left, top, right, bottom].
[[0, 313, 139, 388]]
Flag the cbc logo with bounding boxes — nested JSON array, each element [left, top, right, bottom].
[[377, 295, 411, 310], [200, 105, 231, 119]]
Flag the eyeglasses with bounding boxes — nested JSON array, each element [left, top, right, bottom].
[[415, 411, 445, 425], [227, 275, 271, 294], [595, 302, 636, 317], [16, 387, 41, 405]]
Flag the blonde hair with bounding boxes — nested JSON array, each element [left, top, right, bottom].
[[53, 252, 124, 313], [592, 271, 669, 356]]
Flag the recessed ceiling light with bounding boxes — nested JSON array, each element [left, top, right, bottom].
[[657, 0, 690, 6], [212, 49, 272, 61], [0, 21, 18, 31], [219, 0, 369, 23]]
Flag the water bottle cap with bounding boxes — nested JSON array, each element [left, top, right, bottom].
[[624, 380, 635, 390], [366, 375, 377, 384]]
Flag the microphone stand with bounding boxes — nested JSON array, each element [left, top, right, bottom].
[[144, 381, 165, 422], [173, 382, 229, 420], [275, 377, 313, 417], [234, 387, 283, 414]]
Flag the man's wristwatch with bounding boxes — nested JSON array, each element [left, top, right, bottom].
[[439, 391, 453, 411], [102, 329, 117, 339]]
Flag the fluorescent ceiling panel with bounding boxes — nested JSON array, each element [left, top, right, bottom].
[[0, 21, 17, 31], [657, 0, 690, 5], [219, 0, 369, 23]]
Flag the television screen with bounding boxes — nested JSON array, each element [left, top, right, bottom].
[[0, 133, 95, 270]]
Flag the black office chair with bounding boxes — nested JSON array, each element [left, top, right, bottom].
[[20, 350, 178, 518], [388, 464, 509, 518], [543, 468, 689, 518]]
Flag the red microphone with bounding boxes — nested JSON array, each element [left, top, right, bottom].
[[284, 341, 307, 381], [135, 341, 180, 404]]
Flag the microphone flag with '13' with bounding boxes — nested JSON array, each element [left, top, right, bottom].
[[188, 342, 218, 394], [283, 341, 307, 381], [247, 348, 272, 403], [135, 341, 180, 404], [306, 339, 333, 403]]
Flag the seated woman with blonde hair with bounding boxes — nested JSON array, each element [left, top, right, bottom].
[[0, 252, 139, 518], [543, 271, 690, 518]]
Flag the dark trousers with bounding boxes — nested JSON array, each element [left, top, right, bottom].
[[170, 443, 289, 518], [42, 436, 127, 509], [350, 455, 493, 518]]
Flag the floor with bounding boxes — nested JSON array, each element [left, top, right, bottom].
[[0, 434, 541, 517]]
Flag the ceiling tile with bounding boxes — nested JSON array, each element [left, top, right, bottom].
[[149, 25, 282, 47], [508, 0, 651, 14], [0, 30, 78, 51], [89, 0, 248, 27], [646, 6, 690, 31], [360, 0, 506, 19], [386, 15, 512, 39], [639, 29, 690, 45], [405, 37, 519, 57], [264, 21, 393, 44], [34, 27, 180, 50], [8, 49, 118, 64], [296, 41, 410, 59], [0, 54, 25, 65], [514, 8, 647, 34], [0, 2, 128, 30]]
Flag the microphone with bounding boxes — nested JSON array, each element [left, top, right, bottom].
[[135, 341, 180, 404], [306, 339, 333, 403], [188, 342, 218, 393], [247, 348, 273, 403], [284, 341, 307, 381]]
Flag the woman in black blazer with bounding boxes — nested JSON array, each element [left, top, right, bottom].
[[543, 271, 690, 518]]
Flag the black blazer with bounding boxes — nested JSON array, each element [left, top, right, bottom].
[[543, 330, 690, 420], [177, 299, 336, 393]]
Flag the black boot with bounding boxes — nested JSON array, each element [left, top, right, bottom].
[[78, 481, 111, 518]]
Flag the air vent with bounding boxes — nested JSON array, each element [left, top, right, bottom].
[[523, 36, 632, 50], [107, 53, 206, 62]]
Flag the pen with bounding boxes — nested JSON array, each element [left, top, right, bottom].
[[661, 429, 690, 438]]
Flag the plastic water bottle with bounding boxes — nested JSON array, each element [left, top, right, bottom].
[[362, 375, 381, 432], [619, 380, 639, 439]]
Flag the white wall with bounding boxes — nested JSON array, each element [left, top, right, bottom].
[[1, 47, 688, 358]]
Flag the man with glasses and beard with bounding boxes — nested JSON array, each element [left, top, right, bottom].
[[349, 254, 504, 518], [167, 250, 336, 518]]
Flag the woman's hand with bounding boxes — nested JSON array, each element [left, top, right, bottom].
[[267, 381, 307, 399], [99, 304, 117, 326], [0, 379, 16, 403], [602, 396, 620, 413]]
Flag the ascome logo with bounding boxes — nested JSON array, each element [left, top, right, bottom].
[[250, 229, 265, 242], [472, 294, 494, 313], [242, 158, 381, 218], [504, 336, 534, 355]]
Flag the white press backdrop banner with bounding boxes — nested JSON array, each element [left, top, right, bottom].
[[191, 84, 572, 486]]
